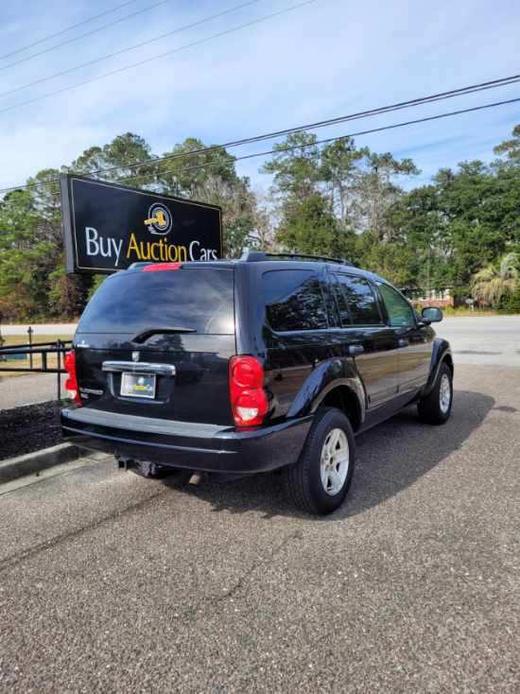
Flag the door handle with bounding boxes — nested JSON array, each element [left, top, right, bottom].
[[348, 344, 365, 356], [398, 338, 409, 348]]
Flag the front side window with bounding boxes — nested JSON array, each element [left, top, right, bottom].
[[263, 270, 328, 331], [335, 274, 382, 325], [378, 283, 416, 328]]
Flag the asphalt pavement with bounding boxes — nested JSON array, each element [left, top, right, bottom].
[[0, 373, 59, 411], [1, 360, 519, 692], [439, 315, 520, 367], [1, 323, 76, 336]]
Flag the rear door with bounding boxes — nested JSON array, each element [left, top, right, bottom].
[[74, 265, 236, 425], [259, 266, 333, 416], [376, 281, 432, 394], [330, 273, 399, 407]]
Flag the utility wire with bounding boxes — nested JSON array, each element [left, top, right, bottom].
[[0, 0, 172, 71], [1, 73, 516, 192], [0, 0, 262, 99], [2, 94, 518, 196], [75, 73, 520, 181], [0, 0, 140, 61], [118, 96, 520, 183], [0, 0, 316, 112]]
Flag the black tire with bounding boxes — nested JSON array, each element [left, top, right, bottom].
[[417, 362, 453, 425], [283, 407, 355, 515]]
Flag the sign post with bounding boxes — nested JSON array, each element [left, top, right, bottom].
[[60, 175, 222, 274]]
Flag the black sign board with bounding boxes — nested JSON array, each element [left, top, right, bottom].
[[60, 175, 222, 274]]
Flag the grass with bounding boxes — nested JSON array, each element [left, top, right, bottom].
[[0, 334, 73, 379], [442, 307, 499, 317]]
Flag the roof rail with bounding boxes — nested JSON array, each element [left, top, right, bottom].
[[240, 248, 355, 266]]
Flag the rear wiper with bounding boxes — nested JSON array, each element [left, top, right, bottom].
[[131, 327, 196, 343]]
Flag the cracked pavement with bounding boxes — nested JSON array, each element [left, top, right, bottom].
[[0, 363, 519, 692]]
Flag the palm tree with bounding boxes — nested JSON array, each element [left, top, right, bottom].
[[472, 252, 519, 307]]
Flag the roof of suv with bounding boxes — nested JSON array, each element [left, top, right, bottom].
[[128, 253, 387, 285]]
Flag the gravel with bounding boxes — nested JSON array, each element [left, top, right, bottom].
[[0, 401, 63, 460]]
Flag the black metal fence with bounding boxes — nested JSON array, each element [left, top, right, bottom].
[[0, 339, 72, 400]]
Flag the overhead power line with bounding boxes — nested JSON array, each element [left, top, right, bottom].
[[0, 73, 516, 194], [1, 94, 518, 196], [119, 96, 520, 183], [0, 0, 316, 113], [74, 73, 520, 181], [0, 0, 140, 61], [0, 0, 172, 71], [0, 0, 263, 99]]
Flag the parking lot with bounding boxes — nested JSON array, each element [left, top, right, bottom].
[[0, 318, 519, 692]]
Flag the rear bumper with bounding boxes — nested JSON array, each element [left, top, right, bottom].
[[61, 406, 312, 474]]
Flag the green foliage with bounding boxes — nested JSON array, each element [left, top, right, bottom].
[[0, 133, 258, 319], [472, 252, 519, 307], [1, 124, 520, 320], [278, 193, 345, 256], [499, 285, 520, 313]]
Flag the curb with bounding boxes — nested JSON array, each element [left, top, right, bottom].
[[0, 443, 83, 484]]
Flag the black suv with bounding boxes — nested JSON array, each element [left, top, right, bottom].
[[62, 252, 453, 514]]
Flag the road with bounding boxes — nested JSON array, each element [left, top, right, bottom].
[[0, 373, 58, 411], [1, 323, 76, 336], [439, 315, 520, 367], [1, 360, 519, 690]]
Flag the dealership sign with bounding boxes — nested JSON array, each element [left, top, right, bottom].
[[60, 175, 222, 274]]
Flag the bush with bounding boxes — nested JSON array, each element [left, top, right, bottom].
[[498, 287, 520, 314]]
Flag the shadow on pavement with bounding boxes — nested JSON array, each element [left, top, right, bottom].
[[162, 390, 494, 520]]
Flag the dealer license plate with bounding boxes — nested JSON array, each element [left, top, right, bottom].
[[120, 372, 156, 399]]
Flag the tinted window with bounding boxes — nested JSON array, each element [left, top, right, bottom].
[[330, 274, 352, 326], [263, 270, 328, 331], [378, 283, 416, 327], [336, 274, 381, 325], [78, 268, 234, 334]]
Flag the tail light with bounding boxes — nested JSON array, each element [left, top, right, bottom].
[[64, 350, 82, 405], [229, 356, 268, 427]]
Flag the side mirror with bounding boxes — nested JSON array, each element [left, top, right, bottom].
[[421, 306, 443, 323]]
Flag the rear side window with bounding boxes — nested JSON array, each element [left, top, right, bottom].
[[78, 268, 234, 334], [334, 274, 381, 326], [263, 270, 328, 332]]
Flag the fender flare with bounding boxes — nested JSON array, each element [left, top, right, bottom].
[[285, 357, 366, 423], [422, 338, 453, 397]]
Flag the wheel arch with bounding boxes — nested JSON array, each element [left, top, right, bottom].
[[315, 383, 364, 432], [422, 338, 453, 396]]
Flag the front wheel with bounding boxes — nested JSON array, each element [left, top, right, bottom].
[[417, 362, 453, 425], [283, 407, 355, 515]]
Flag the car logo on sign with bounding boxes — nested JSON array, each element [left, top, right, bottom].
[[144, 203, 172, 236]]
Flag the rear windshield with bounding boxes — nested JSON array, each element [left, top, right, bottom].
[[78, 267, 234, 335]]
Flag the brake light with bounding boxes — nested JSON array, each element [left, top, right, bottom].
[[64, 350, 82, 405], [142, 263, 182, 272], [229, 356, 268, 427]]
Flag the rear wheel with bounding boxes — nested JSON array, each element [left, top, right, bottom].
[[283, 407, 355, 515], [417, 362, 453, 424]]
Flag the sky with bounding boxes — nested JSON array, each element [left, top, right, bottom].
[[0, 0, 519, 194]]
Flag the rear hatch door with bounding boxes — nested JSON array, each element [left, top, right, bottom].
[[74, 265, 235, 425]]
